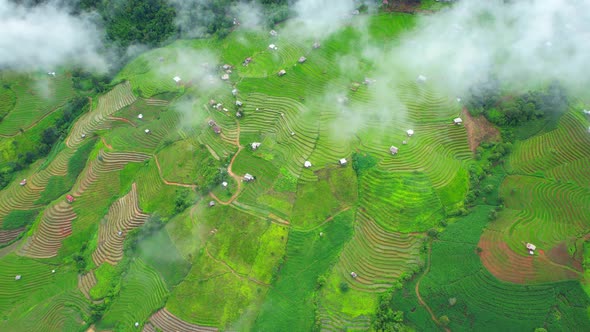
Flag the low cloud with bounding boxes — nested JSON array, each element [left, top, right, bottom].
[[390, 0, 590, 96], [0, 0, 107, 71]]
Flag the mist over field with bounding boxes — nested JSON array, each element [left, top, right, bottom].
[[0, 0, 107, 71], [389, 0, 590, 96]]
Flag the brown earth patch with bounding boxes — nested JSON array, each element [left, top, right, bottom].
[[462, 107, 501, 152], [478, 230, 580, 284], [547, 241, 583, 272]]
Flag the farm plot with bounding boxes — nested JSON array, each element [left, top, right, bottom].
[[92, 183, 149, 266], [478, 110, 590, 284], [165, 201, 287, 329], [253, 211, 354, 331], [402, 206, 590, 331], [0, 74, 74, 136], [99, 258, 168, 331], [67, 81, 137, 149]]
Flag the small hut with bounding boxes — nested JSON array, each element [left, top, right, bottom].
[[406, 129, 414, 137], [350, 272, 358, 278], [278, 69, 286, 76], [313, 41, 321, 49], [269, 44, 278, 50], [526, 243, 536, 251], [15, 275, 21, 281], [47, 71, 56, 77], [213, 126, 222, 134], [209, 99, 217, 106], [453, 117, 463, 125], [118, 230, 122, 236], [66, 195, 75, 203], [222, 181, 228, 187], [298, 56, 307, 63], [339, 158, 347, 166], [138, 114, 143, 119], [209, 201, 215, 207], [144, 129, 150, 134], [208, 120, 216, 127], [417, 75, 427, 83], [304, 161, 312, 168], [270, 30, 278, 36], [19, 179, 27, 186], [243, 57, 252, 66], [173, 76, 181, 84], [236, 100, 243, 107], [243, 173, 255, 182], [81, 134, 86, 139], [135, 322, 140, 327], [390, 146, 399, 155], [222, 64, 232, 70], [236, 111, 243, 118], [221, 74, 230, 81], [51, 269, 56, 273], [402, 140, 407, 145], [251, 142, 261, 150], [583, 109, 590, 115], [232, 88, 238, 96]]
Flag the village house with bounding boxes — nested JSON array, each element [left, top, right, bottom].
[[251, 142, 261, 150], [390, 146, 399, 155], [298, 56, 307, 63], [243, 173, 255, 182], [144, 129, 150, 134], [304, 161, 312, 168], [278, 69, 286, 76], [20, 179, 26, 186], [454, 117, 463, 125], [66, 195, 75, 203], [221, 74, 229, 81], [339, 158, 347, 166], [407, 129, 414, 137]]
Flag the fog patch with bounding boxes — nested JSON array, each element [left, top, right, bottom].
[[0, 0, 107, 72]]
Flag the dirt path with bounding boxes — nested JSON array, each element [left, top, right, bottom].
[[210, 121, 244, 205], [305, 207, 351, 231], [109, 116, 136, 127], [100, 136, 113, 150], [415, 240, 451, 332], [153, 155, 196, 189], [205, 246, 269, 286]]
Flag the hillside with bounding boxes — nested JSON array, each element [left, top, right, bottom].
[[0, 8, 589, 332]]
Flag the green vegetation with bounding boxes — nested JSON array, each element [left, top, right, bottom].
[[0, 7, 589, 332], [254, 211, 354, 331]]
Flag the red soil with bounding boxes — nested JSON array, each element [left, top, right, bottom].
[[462, 107, 501, 152]]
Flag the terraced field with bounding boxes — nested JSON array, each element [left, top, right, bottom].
[[0, 74, 74, 136], [479, 109, 590, 284], [0, 10, 589, 332]]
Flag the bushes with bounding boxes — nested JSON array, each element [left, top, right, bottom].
[[1, 209, 41, 230], [466, 79, 569, 127], [352, 152, 378, 176]]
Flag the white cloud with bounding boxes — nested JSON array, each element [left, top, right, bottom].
[[0, 0, 107, 71]]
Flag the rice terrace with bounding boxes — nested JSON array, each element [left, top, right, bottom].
[[0, 0, 589, 331]]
